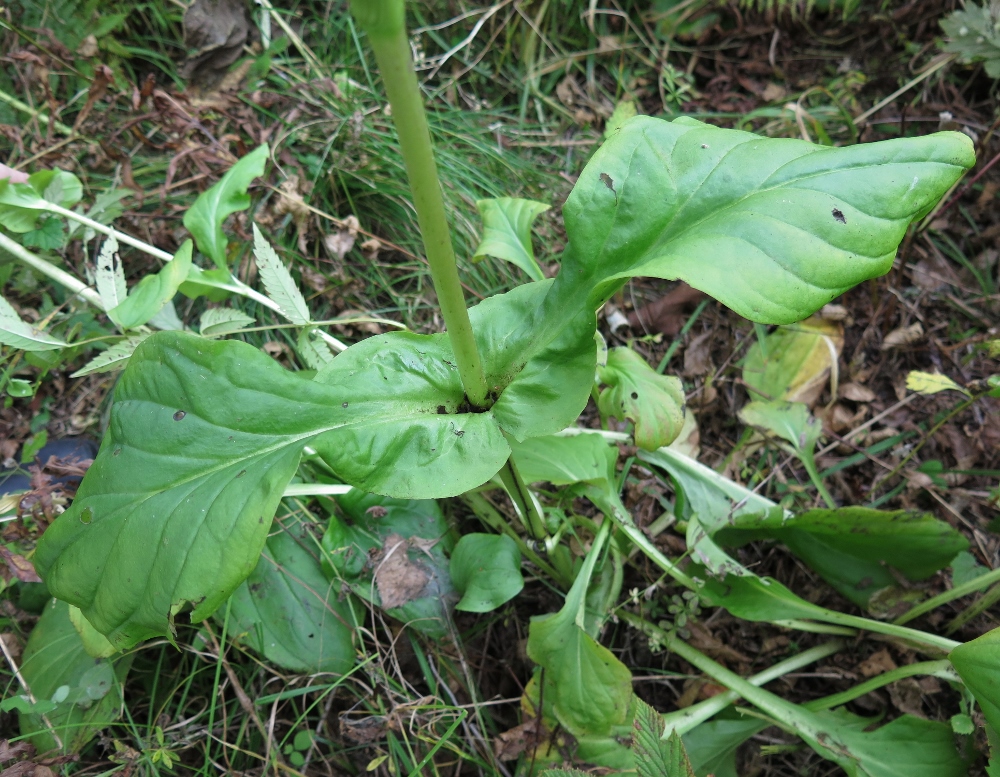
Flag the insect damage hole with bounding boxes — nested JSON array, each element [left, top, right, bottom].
[[599, 172, 619, 205], [173, 410, 186, 421], [831, 208, 846, 224]]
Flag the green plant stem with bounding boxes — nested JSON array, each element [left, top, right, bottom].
[[0, 85, 75, 136], [947, 581, 1000, 634], [351, 0, 489, 407], [0, 229, 104, 309], [462, 491, 569, 588], [659, 638, 846, 735], [800, 450, 836, 509], [804, 659, 957, 712], [894, 564, 1000, 626], [497, 460, 548, 540]]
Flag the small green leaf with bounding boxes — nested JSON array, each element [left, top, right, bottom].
[[6, 378, 34, 397], [450, 533, 523, 612], [949, 626, 1000, 733], [183, 146, 268, 268], [0, 294, 69, 351], [297, 328, 334, 370], [509, 432, 617, 488], [253, 225, 311, 325], [950, 713, 975, 735], [19, 599, 132, 754], [598, 347, 685, 450], [200, 307, 255, 336], [21, 216, 65, 249], [70, 336, 149, 378], [632, 699, 696, 777], [739, 399, 821, 455], [473, 197, 550, 281], [0, 170, 83, 232], [109, 241, 193, 330], [605, 100, 638, 138], [228, 518, 356, 674], [906, 370, 970, 397]]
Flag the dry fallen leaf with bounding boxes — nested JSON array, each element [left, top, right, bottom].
[[372, 533, 430, 609], [683, 330, 714, 377], [323, 215, 360, 262], [888, 678, 926, 718], [839, 382, 876, 403], [881, 322, 924, 351], [858, 649, 897, 678], [180, 0, 253, 87], [494, 718, 545, 761]]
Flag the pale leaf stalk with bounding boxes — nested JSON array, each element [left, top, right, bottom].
[[894, 564, 1000, 626], [350, 0, 489, 407], [0, 229, 104, 309]]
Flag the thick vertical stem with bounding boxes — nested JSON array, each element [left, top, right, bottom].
[[349, 0, 489, 407]]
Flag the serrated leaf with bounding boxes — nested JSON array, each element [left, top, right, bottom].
[[633, 699, 696, 777], [906, 370, 970, 397], [597, 347, 685, 450], [183, 145, 268, 268], [297, 328, 334, 369], [21, 216, 65, 250], [253, 224, 311, 325], [94, 235, 125, 312], [70, 336, 149, 378], [200, 307, 256, 336], [473, 197, 550, 281], [0, 294, 69, 351]]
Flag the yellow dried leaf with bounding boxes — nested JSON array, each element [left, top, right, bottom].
[[905, 371, 970, 397]]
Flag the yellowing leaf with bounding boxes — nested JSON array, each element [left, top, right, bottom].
[[906, 371, 970, 397], [742, 316, 843, 407]]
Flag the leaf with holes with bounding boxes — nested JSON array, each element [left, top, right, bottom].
[[598, 347, 685, 450]]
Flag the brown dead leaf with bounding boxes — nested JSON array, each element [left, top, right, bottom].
[[372, 534, 429, 609], [0, 548, 42, 583], [273, 176, 312, 254], [628, 283, 707, 336], [180, 0, 253, 87], [682, 331, 714, 377], [360, 237, 382, 259], [888, 678, 926, 718], [688, 621, 750, 665], [819, 303, 852, 324], [762, 82, 787, 101], [857, 649, 897, 678], [323, 215, 360, 261], [911, 252, 960, 292], [838, 382, 876, 403], [494, 718, 545, 761], [0, 763, 36, 777], [0, 740, 34, 764], [72, 64, 114, 131], [0, 634, 22, 663], [339, 714, 387, 744], [881, 322, 924, 351]]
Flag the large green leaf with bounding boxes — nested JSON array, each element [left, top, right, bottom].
[[450, 533, 523, 613], [17, 599, 131, 754], [321, 491, 455, 637], [228, 517, 357, 674], [552, 116, 974, 323], [473, 197, 550, 281], [109, 241, 193, 330], [715, 507, 968, 607], [509, 432, 617, 488], [183, 146, 268, 268], [34, 332, 503, 647], [597, 347, 685, 451], [949, 627, 1000, 733], [682, 713, 765, 777]]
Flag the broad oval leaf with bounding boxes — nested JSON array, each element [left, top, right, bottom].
[[228, 518, 356, 674], [450, 533, 523, 612], [35, 331, 504, 647], [19, 599, 131, 754], [473, 197, 550, 281], [183, 145, 268, 268], [742, 316, 843, 404], [554, 116, 974, 323]]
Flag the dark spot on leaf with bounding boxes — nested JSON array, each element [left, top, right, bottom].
[[249, 583, 262, 593], [437, 405, 447, 414], [112, 447, 121, 457], [832, 208, 846, 224], [307, 633, 314, 638], [455, 429, 465, 437], [599, 172, 619, 204], [342, 402, 348, 408], [236, 470, 246, 478], [173, 410, 186, 421], [855, 576, 873, 589], [631, 391, 638, 400]]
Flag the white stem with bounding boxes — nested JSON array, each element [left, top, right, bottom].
[[47, 203, 173, 262], [0, 230, 104, 309]]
